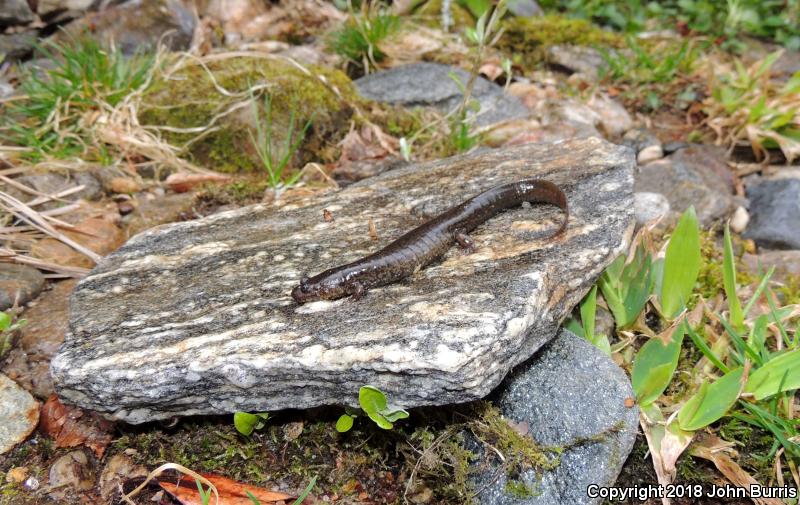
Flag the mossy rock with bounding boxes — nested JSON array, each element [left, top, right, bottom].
[[138, 56, 360, 173], [498, 15, 625, 68]]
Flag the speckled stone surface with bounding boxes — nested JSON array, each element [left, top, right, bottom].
[[0, 373, 40, 455], [473, 329, 639, 505], [52, 138, 635, 424]]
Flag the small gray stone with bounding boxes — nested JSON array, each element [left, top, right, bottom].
[[622, 128, 660, 153], [52, 138, 635, 423], [355, 62, 528, 128], [0, 263, 45, 310], [635, 146, 736, 226], [472, 329, 638, 505], [546, 45, 607, 79], [729, 206, 749, 234], [0, 0, 35, 26], [743, 179, 800, 250], [506, 0, 543, 17], [0, 373, 40, 455], [47, 450, 95, 500], [59, 0, 197, 55], [6, 171, 102, 211], [0, 31, 38, 61], [634, 192, 670, 227]]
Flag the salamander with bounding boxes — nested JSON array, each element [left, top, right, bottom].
[[291, 179, 568, 304]]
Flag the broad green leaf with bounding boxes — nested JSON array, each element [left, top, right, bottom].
[[632, 324, 685, 405], [722, 224, 744, 330], [365, 410, 394, 430], [580, 286, 597, 342], [594, 335, 611, 356], [564, 318, 585, 338], [381, 408, 410, 423], [234, 412, 262, 436], [358, 385, 387, 416], [745, 348, 800, 400], [660, 207, 700, 319], [598, 244, 653, 329], [678, 368, 743, 431], [335, 414, 354, 433], [0, 312, 10, 331]]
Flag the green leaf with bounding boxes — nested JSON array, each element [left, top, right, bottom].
[[564, 318, 585, 338], [233, 411, 269, 436], [292, 476, 317, 505], [598, 243, 653, 328], [336, 414, 354, 433], [0, 312, 11, 331], [678, 368, 743, 431], [594, 335, 611, 356], [745, 348, 800, 400], [381, 408, 410, 423], [632, 323, 686, 405], [660, 206, 701, 319], [580, 285, 597, 343], [722, 224, 744, 330], [358, 385, 388, 415]]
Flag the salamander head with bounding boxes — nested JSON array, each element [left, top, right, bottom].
[[291, 274, 348, 304]]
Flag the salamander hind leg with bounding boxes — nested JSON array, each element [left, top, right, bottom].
[[347, 281, 367, 301], [454, 230, 477, 253]]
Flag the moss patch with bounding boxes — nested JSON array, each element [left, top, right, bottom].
[[498, 15, 625, 69], [138, 56, 360, 174]]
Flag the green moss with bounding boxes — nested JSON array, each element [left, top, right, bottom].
[[498, 15, 625, 69], [505, 479, 538, 498], [694, 229, 757, 303], [138, 56, 361, 174]]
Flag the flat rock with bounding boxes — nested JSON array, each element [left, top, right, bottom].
[[2, 280, 77, 398], [635, 145, 737, 226], [472, 329, 639, 505], [0, 0, 35, 26], [355, 62, 528, 127], [0, 374, 40, 455], [52, 138, 635, 423], [0, 263, 45, 310], [743, 178, 800, 250]]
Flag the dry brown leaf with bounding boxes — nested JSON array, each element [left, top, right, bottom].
[[39, 394, 114, 458], [166, 172, 232, 193], [158, 472, 298, 505], [691, 434, 785, 505]]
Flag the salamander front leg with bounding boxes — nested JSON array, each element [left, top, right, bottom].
[[347, 281, 367, 301], [454, 230, 476, 253]]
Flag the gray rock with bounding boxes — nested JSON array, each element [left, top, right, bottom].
[[6, 171, 102, 211], [37, 0, 94, 16], [634, 192, 670, 227], [52, 138, 635, 424], [354, 62, 528, 128], [636, 145, 663, 164], [0, 373, 40, 455], [60, 0, 197, 55], [0, 31, 38, 62], [506, 0, 543, 17], [47, 450, 95, 501], [635, 145, 737, 226], [546, 45, 607, 79], [622, 128, 660, 153], [0, 264, 46, 310], [743, 249, 800, 281], [472, 329, 638, 505], [743, 179, 800, 250], [0, 0, 35, 26]]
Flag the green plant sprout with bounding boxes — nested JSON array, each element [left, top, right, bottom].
[[233, 411, 270, 436], [328, 1, 400, 74], [248, 90, 313, 192], [0, 310, 26, 358], [337, 385, 409, 432]]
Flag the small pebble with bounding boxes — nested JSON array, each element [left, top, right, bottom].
[[117, 201, 136, 215], [108, 177, 141, 194], [637, 144, 664, 164], [730, 206, 750, 233], [634, 192, 670, 227], [23, 476, 39, 491]]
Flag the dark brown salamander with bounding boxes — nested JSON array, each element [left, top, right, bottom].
[[291, 179, 568, 303]]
